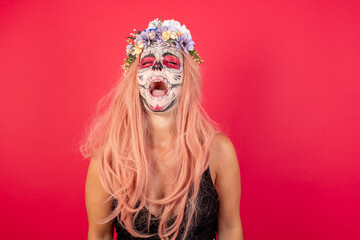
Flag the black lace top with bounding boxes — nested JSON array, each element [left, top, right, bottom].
[[112, 166, 219, 239]]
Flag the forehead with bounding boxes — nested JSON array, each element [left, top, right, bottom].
[[141, 42, 183, 59]]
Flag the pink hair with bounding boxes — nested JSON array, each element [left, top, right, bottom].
[[80, 51, 221, 240]]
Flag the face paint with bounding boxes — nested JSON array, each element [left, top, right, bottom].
[[137, 42, 184, 112]]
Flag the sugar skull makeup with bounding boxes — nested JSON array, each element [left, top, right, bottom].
[[137, 42, 183, 112]]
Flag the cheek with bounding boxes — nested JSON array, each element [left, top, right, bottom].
[[177, 74, 184, 82], [167, 72, 183, 84], [137, 73, 145, 83], [171, 87, 182, 99], [141, 89, 147, 97]]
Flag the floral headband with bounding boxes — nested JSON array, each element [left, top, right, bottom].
[[123, 18, 203, 72]]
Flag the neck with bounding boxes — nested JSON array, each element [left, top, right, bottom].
[[147, 110, 175, 148]]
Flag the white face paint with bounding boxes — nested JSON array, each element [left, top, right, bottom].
[[137, 42, 184, 112]]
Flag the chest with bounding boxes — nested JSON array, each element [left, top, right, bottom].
[[144, 145, 218, 216]]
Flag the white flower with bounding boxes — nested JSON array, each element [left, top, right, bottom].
[[148, 18, 161, 29], [163, 19, 182, 30], [170, 32, 177, 40], [179, 24, 192, 39], [163, 19, 192, 39]]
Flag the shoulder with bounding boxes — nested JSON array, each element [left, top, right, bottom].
[[209, 133, 238, 170], [85, 147, 109, 206], [209, 134, 242, 233], [85, 147, 114, 238], [210, 133, 237, 156], [209, 133, 240, 189]]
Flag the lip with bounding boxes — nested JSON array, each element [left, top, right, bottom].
[[147, 76, 170, 99]]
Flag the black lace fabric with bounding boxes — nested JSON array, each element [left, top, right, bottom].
[[113, 166, 219, 240]]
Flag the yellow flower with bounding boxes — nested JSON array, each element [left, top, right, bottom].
[[132, 45, 142, 57], [136, 41, 144, 49], [170, 32, 177, 40], [162, 30, 171, 40], [177, 30, 182, 36], [149, 32, 155, 40]]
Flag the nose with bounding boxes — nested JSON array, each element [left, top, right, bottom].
[[152, 60, 163, 71]]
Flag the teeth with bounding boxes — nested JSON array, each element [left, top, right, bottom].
[[148, 90, 170, 100], [146, 76, 170, 99]]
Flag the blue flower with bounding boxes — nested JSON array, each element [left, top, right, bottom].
[[147, 28, 157, 31]]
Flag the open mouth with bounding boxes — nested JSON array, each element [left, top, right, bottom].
[[148, 77, 168, 98]]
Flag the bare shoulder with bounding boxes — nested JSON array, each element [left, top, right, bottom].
[[209, 133, 239, 181], [210, 133, 243, 235], [85, 147, 114, 239], [210, 133, 237, 157]]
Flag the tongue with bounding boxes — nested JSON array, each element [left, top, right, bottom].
[[152, 89, 166, 97]]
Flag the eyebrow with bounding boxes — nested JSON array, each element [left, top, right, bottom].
[[141, 53, 155, 59], [162, 52, 179, 58]]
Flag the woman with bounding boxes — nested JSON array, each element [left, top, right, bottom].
[[82, 19, 243, 240]]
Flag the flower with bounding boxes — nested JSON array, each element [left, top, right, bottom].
[[136, 40, 144, 48], [179, 24, 191, 39], [162, 20, 181, 34], [154, 29, 162, 43], [148, 30, 156, 40], [162, 30, 171, 40], [163, 19, 191, 38], [170, 32, 177, 40], [122, 18, 203, 72], [148, 18, 161, 29], [176, 33, 194, 54], [126, 44, 133, 56], [132, 45, 142, 57], [162, 19, 180, 27], [136, 30, 151, 48]]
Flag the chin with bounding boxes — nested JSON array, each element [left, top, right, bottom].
[[141, 96, 178, 114]]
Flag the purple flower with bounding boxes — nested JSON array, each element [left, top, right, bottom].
[[158, 25, 168, 32], [147, 30, 157, 40], [175, 33, 195, 54], [136, 30, 152, 48], [126, 44, 133, 56], [152, 26, 171, 43]]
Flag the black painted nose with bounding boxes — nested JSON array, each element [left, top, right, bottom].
[[152, 60, 163, 71]]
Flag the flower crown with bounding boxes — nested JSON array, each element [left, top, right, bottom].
[[123, 18, 203, 72]]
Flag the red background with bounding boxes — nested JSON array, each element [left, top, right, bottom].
[[1, 0, 359, 239]]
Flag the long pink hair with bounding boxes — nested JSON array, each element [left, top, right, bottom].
[[80, 51, 221, 240]]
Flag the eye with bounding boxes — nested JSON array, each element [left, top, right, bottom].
[[163, 55, 180, 69], [140, 56, 155, 69]]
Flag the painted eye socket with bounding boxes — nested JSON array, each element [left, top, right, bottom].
[[163, 55, 180, 69], [140, 56, 155, 69]]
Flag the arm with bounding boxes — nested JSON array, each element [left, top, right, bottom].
[[211, 134, 243, 240], [85, 150, 114, 240]]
